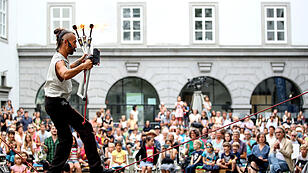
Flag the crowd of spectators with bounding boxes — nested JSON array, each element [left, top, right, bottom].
[[1, 96, 308, 173]]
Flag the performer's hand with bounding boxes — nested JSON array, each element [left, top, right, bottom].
[[83, 59, 93, 70], [81, 54, 87, 61]]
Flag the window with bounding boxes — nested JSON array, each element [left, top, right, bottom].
[[0, 0, 7, 39], [264, 5, 288, 44], [48, 3, 74, 43], [106, 77, 160, 123], [1, 75, 5, 86], [191, 5, 217, 44], [120, 5, 144, 44]]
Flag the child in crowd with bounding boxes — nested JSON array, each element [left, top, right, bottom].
[[202, 142, 219, 171], [135, 137, 159, 173], [295, 144, 308, 173], [217, 142, 236, 172], [111, 141, 127, 172], [6, 130, 18, 167], [104, 143, 115, 168], [232, 142, 245, 173], [185, 140, 203, 173], [67, 136, 81, 173], [10, 155, 28, 173]]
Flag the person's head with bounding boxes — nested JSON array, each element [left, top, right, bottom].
[[17, 125, 23, 133], [27, 124, 34, 133], [14, 155, 22, 165], [51, 125, 57, 136], [189, 129, 200, 139], [129, 113, 134, 119], [300, 144, 308, 157], [193, 109, 198, 115], [24, 111, 29, 118], [25, 133, 32, 143], [193, 140, 202, 150], [256, 132, 266, 144], [96, 111, 101, 117], [40, 123, 46, 132], [244, 130, 252, 140], [291, 131, 298, 141], [177, 96, 181, 102], [223, 142, 231, 152], [54, 28, 76, 55], [224, 132, 232, 142], [115, 141, 122, 152], [275, 126, 285, 140], [145, 136, 154, 147], [232, 142, 240, 153], [146, 130, 158, 138], [168, 133, 175, 142], [121, 115, 126, 121], [201, 111, 206, 117], [206, 142, 214, 153], [204, 95, 210, 102], [232, 130, 240, 141], [20, 152, 28, 163], [108, 143, 115, 152], [222, 112, 227, 118], [1, 131, 6, 139], [165, 139, 172, 147], [133, 105, 137, 111], [8, 130, 15, 139], [72, 136, 77, 147], [145, 120, 150, 127], [269, 126, 275, 135], [216, 111, 221, 117], [216, 130, 223, 139]]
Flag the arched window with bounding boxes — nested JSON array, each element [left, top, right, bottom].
[[105, 77, 160, 123], [251, 77, 303, 113], [35, 80, 85, 119], [179, 76, 232, 112]]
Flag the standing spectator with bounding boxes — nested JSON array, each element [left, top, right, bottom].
[[269, 126, 293, 173], [127, 113, 137, 133], [20, 111, 33, 132], [203, 95, 212, 119], [160, 111, 171, 127], [130, 105, 139, 123], [5, 100, 14, 114], [248, 132, 270, 173], [44, 126, 59, 164], [175, 96, 184, 126], [119, 115, 127, 129], [0, 113, 8, 132], [183, 102, 190, 127]]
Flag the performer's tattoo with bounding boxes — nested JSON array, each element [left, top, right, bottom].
[[73, 59, 82, 67]]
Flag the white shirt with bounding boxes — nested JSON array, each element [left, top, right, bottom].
[[44, 52, 72, 100], [130, 110, 138, 122]]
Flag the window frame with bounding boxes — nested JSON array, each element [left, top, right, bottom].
[[118, 2, 146, 45], [190, 2, 219, 45], [47, 2, 75, 45], [262, 2, 290, 45], [0, 0, 8, 41]]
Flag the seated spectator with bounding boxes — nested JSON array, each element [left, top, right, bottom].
[[6, 130, 19, 166], [135, 137, 159, 173], [266, 126, 276, 147], [21, 133, 36, 161], [217, 142, 236, 172], [200, 111, 208, 128], [103, 112, 113, 129], [119, 115, 127, 129], [104, 143, 115, 168], [243, 129, 256, 157], [269, 126, 293, 173], [67, 136, 81, 173], [232, 142, 245, 173], [185, 129, 204, 157], [10, 155, 28, 173], [295, 144, 308, 173], [111, 141, 127, 172], [230, 130, 247, 162], [143, 120, 152, 133], [185, 140, 203, 173], [248, 132, 270, 173], [161, 140, 177, 173], [127, 114, 137, 134], [202, 142, 219, 171]]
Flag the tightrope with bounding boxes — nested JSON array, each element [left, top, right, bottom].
[[0, 136, 39, 173], [115, 91, 308, 172]]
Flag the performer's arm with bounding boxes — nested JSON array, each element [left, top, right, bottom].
[[56, 59, 92, 81], [70, 54, 87, 68]]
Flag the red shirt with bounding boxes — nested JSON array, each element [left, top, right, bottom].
[[146, 146, 154, 162]]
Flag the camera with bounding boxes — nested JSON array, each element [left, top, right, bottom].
[[87, 48, 100, 65]]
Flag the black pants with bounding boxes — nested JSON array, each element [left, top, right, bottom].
[[45, 97, 102, 173]]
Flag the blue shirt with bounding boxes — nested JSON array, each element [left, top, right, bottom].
[[251, 144, 270, 160], [243, 139, 256, 156], [202, 150, 217, 163], [20, 116, 33, 131]]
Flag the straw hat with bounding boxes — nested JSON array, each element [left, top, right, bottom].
[[146, 130, 158, 137]]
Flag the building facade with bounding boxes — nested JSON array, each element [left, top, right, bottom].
[[13, 0, 308, 121]]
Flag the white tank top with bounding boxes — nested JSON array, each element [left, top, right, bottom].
[[44, 52, 72, 100]]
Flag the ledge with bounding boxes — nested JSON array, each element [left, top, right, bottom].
[[17, 46, 308, 58]]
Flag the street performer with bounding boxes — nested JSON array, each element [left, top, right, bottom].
[[44, 28, 113, 173]]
